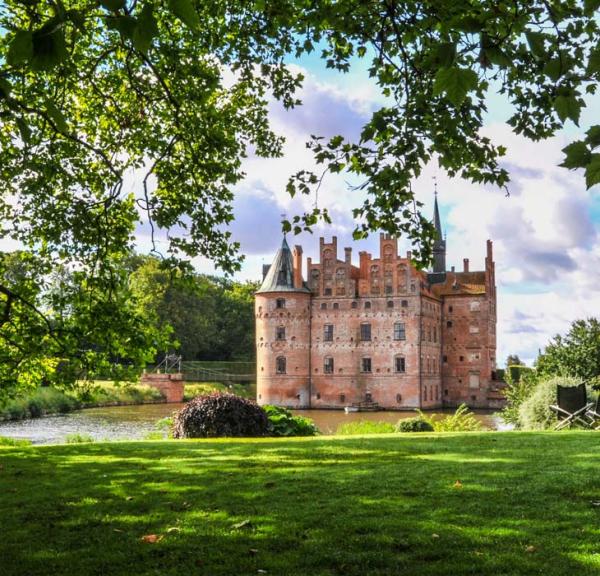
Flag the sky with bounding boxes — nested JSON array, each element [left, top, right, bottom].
[[175, 54, 600, 369]]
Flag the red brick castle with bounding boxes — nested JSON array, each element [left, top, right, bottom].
[[255, 197, 501, 410]]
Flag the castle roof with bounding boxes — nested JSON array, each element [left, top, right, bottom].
[[430, 271, 487, 297], [256, 237, 311, 294]]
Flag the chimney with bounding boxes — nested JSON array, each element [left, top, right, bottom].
[[345, 247, 352, 264], [293, 245, 303, 289], [463, 258, 469, 273], [406, 250, 412, 261], [451, 266, 455, 273]]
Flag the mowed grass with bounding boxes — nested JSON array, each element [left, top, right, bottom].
[[1, 432, 600, 576]]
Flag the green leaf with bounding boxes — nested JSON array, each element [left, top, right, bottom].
[[525, 31, 545, 58], [31, 21, 67, 71], [168, 0, 200, 31], [432, 67, 478, 108], [100, 0, 126, 10], [7, 30, 34, 66], [560, 141, 590, 169], [0, 77, 11, 99], [543, 59, 562, 81], [553, 95, 581, 125], [107, 15, 137, 39], [587, 43, 600, 75], [45, 100, 68, 133], [133, 5, 159, 54], [16, 117, 32, 144], [584, 0, 600, 16], [585, 154, 600, 188], [485, 46, 511, 68], [586, 125, 600, 148]]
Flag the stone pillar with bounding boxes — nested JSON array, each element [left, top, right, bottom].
[[140, 372, 184, 403]]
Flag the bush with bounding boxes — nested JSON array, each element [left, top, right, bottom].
[[337, 420, 396, 435], [65, 433, 94, 444], [518, 376, 589, 430], [501, 369, 539, 427], [172, 393, 269, 438], [0, 436, 31, 447], [429, 404, 482, 432], [396, 417, 434, 433], [263, 405, 318, 436]]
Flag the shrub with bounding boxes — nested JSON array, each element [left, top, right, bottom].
[[65, 433, 94, 444], [172, 393, 269, 438], [429, 404, 482, 432], [518, 376, 588, 430], [396, 417, 434, 433], [263, 405, 319, 436], [501, 368, 539, 427], [0, 436, 31, 447], [337, 420, 396, 435]]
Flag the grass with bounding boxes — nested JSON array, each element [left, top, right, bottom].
[[336, 420, 396, 435], [1, 432, 600, 575]]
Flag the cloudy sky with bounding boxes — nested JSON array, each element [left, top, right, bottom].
[[140, 54, 600, 368]]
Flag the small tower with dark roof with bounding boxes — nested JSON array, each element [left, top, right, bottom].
[[432, 191, 446, 274], [255, 236, 312, 408]]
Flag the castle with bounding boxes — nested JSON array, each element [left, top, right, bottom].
[[255, 197, 502, 410]]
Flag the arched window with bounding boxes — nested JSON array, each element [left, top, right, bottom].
[[351, 301, 358, 309], [333, 302, 339, 309], [276, 356, 286, 374], [364, 301, 371, 309], [276, 326, 285, 341], [387, 300, 394, 309]]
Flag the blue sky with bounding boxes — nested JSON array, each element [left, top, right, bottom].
[[140, 52, 600, 368]]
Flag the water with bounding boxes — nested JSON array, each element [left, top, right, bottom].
[[0, 403, 507, 445]]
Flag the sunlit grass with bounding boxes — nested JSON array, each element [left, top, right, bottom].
[[1, 432, 600, 575]]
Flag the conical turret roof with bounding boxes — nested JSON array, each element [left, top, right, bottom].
[[256, 237, 311, 294]]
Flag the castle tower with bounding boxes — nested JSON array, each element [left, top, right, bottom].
[[432, 192, 446, 273], [255, 237, 312, 408]]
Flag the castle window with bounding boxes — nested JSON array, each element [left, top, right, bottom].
[[351, 301, 358, 309], [360, 323, 372, 341], [276, 298, 286, 309], [316, 393, 321, 400], [434, 327, 438, 343], [324, 357, 334, 374], [443, 355, 448, 362], [320, 303, 327, 310], [364, 301, 371, 309], [448, 305, 453, 313], [460, 355, 464, 362], [333, 302, 339, 309], [470, 301, 481, 312], [324, 288, 332, 296], [276, 356, 286, 374], [276, 326, 286, 341], [396, 394, 402, 403], [340, 393, 346, 403], [411, 284, 415, 292], [385, 285, 393, 294], [447, 320, 453, 328], [324, 324, 334, 342], [394, 356, 406, 373], [401, 300, 408, 308], [361, 357, 372, 373], [445, 389, 448, 396], [387, 300, 394, 308], [394, 322, 406, 340]]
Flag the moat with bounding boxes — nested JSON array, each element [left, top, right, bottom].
[[0, 403, 507, 444]]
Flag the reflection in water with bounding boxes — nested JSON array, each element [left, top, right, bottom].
[[0, 403, 507, 444]]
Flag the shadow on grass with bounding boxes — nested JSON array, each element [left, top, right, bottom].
[[1, 432, 600, 575]]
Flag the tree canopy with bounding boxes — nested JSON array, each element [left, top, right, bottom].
[[1, 0, 600, 392], [536, 318, 600, 382]]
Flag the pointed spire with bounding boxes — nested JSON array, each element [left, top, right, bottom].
[[431, 182, 446, 274], [256, 236, 310, 293]]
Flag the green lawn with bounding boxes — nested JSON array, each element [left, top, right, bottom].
[[1, 432, 600, 575]]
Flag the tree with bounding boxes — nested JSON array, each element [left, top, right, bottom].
[[506, 354, 524, 367], [2, 1, 600, 392], [129, 256, 257, 361], [536, 318, 600, 381]]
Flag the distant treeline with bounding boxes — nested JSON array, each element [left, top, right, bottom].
[[128, 255, 258, 362]]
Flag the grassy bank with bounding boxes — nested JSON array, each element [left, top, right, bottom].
[[1, 432, 599, 575], [0, 381, 255, 421]]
